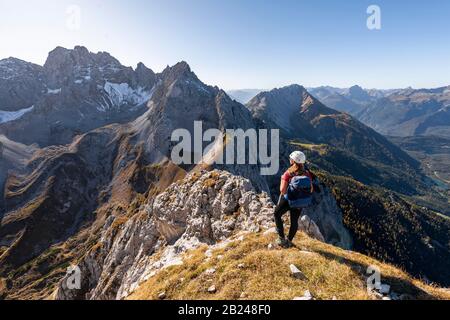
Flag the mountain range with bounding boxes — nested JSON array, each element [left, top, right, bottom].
[[0, 46, 449, 299], [309, 85, 450, 138], [0, 46, 156, 146], [307, 85, 450, 195], [230, 85, 450, 139]]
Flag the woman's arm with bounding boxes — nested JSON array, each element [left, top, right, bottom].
[[280, 178, 288, 195]]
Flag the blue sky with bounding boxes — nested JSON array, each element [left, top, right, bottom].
[[0, 0, 449, 89]]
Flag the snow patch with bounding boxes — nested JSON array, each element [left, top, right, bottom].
[[0, 106, 34, 124], [103, 81, 151, 107], [47, 88, 61, 94]]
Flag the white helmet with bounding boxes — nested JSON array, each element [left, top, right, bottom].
[[289, 151, 306, 164]]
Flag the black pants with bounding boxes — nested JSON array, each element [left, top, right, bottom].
[[274, 196, 302, 241]]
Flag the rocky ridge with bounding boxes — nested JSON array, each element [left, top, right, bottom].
[[55, 169, 352, 300], [55, 170, 274, 299]]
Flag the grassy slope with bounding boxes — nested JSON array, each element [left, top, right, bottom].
[[127, 232, 450, 300]]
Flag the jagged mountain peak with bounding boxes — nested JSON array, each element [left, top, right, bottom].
[[136, 61, 151, 72], [44, 45, 122, 70], [160, 61, 199, 85], [45, 46, 90, 67], [247, 84, 337, 131], [43, 45, 126, 87], [135, 62, 156, 90], [170, 60, 191, 72]]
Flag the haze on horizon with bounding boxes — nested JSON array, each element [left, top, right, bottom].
[[0, 0, 449, 90]]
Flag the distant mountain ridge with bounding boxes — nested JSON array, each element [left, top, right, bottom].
[[309, 85, 450, 138], [246, 84, 418, 171], [227, 89, 264, 104]]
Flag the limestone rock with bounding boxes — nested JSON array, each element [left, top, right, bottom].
[[293, 290, 313, 300], [56, 170, 274, 300], [158, 292, 166, 300], [290, 264, 307, 280], [205, 268, 216, 275], [208, 285, 217, 294], [298, 215, 325, 243]]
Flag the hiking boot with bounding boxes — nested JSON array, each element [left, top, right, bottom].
[[276, 237, 289, 248], [286, 240, 295, 248]]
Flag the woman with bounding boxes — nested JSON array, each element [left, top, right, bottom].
[[274, 151, 317, 248]]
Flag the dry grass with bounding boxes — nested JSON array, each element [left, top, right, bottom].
[[127, 232, 450, 301], [203, 178, 217, 189], [289, 141, 328, 156], [111, 215, 130, 230]]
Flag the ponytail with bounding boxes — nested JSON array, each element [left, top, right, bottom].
[[288, 162, 304, 175]]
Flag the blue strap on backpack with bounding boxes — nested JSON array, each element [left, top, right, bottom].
[[284, 175, 313, 208]]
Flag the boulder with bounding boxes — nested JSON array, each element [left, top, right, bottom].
[[158, 292, 166, 300], [205, 268, 216, 275], [298, 215, 325, 243], [290, 264, 307, 280], [293, 290, 313, 300], [208, 285, 217, 294]]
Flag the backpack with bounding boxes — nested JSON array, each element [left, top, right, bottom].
[[285, 175, 313, 208]]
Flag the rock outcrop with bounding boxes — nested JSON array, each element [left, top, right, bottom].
[[302, 186, 352, 249], [55, 168, 355, 300], [55, 170, 274, 300]]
